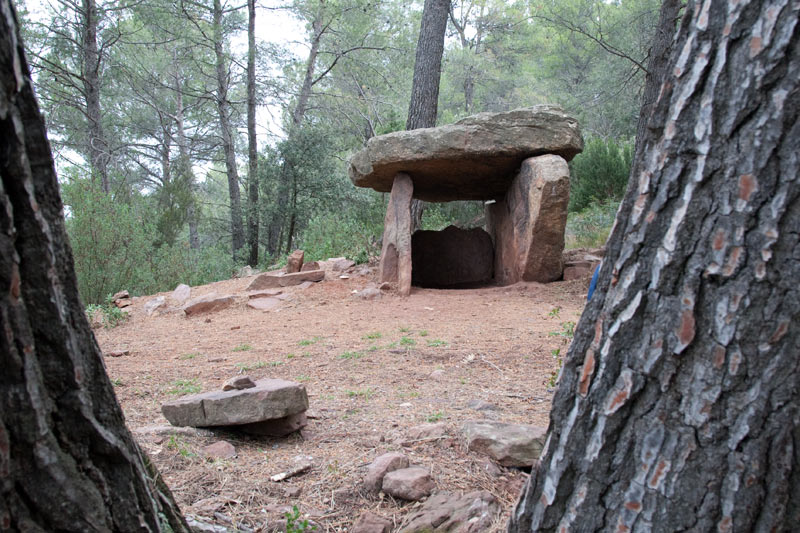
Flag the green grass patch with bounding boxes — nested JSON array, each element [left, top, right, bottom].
[[399, 336, 416, 346], [180, 352, 201, 360], [232, 343, 252, 352], [345, 388, 374, 400], [362, 331, 382, 340], [167, 379, 201, 396], [426, 339, 447, 347], [418, 330, 429, 337], [340, 351, 363, 360], [426, 411, 444, 422], [234, 360, 269, 371]]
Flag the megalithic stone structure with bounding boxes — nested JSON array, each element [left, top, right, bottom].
[[379, 173, 414, 296]]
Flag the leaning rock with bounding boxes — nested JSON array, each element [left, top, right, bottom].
[[144, 295, 166, 316], [399, 491, 499, 533], [247, 270, 325, 290], [161, 378, 308, 427], [462, 420, 547, 467], [364, 452, 409, 493], [202, 440, 236, 460], [349, 105, 582, 202], [222, 375, 256, 391], [286, 250, 305, 273], [351, 512, 392, 533], [182, 294, 236, 316], [382, 467, 435, 501], [171, 283, 192, 305]]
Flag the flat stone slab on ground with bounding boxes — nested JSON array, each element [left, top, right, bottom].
[[182, 294, 236, 316], [349, 105, 582, 202], [399, 491, 499, 533], [382, 467, 435, 501], [161, 378, 308, 427], [247, 269, 325, 290], [246, 297, 282, 311], [462, 420, 547, 467]]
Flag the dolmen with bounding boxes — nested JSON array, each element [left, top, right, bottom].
[[161, 377, 308, 437], [348, 105, 583, 294]]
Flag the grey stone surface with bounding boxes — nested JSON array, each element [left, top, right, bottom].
[[382, 467, 435, 501], [162, 379, 308, 427], [399, 491, 499, 532], [349, 106, 582, 202], [462, 420, 547, 467], [247, 269, 325, 290], [351, 512, 392, 533], [182, 293, 236, 316], [364, 452, 409, 493]]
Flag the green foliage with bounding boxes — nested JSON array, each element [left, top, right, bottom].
[[232, 344, 252, 352], [569, 137, 633, 213], [340, 351, 363, 360], [565, 198, 620, 248], [299, 201, 383, 264], [426, 339, 447, 347], [426, 411, 444, 422], [362, 331, 382, 340], [285, 505, 316, 532], [86, 294, 129, 329], [167, 379, 201, 396], [399, 336, 416, 346]]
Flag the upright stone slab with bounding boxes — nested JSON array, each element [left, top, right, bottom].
[[379, 173, 413, 296], [487, 155, 570, 284]]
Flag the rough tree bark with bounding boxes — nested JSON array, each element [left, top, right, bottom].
[[406, 0, 449, 231], [246, 0, 259, 266], [213, 0, 245, 261], [0, 2, 188, 530], [81, 0, 110, 193], [509, 0, 799, 531]]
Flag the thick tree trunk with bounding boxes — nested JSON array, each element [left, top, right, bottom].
[[213, 0, 244, 261], [81, 0, 109, 193], [246, 0, 259, 266], [406, 0, 449, 232], [0, 3, 188, 530], [509, 0, 800, 531]]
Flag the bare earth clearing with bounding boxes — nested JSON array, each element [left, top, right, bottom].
[[97, 266, 590, 532]]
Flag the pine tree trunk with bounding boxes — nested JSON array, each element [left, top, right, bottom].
[[213, 0, 244, 261], [246, 0, 259, 266], [509, 0, 800, 530], [81, 0, 109, 192], [406, 0, 449, 232], [174, 70, 199, 250], [0, 4, 188, 529]]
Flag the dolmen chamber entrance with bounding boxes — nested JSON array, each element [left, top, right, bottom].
[[348, 105, 583, 295]]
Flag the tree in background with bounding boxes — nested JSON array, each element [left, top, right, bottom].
[[246, 0, 259, 266], [509, 0, 799, 529]]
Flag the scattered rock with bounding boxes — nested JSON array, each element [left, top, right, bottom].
[[161, 378, 308, 427], [185, 515, 229, 533], [399, 491, 499, 533], [183, 294, 236, 316], [429, 369, 445, 380], [115, 298, 132, 308], [202, 440, 236, 460], [247, 270, 325, 290], [357, 288, 382, 300], [112, 289, 130, 301], [364, 452, 409, 493], [144, 296, 166, 316], [378, 282, 392, 291], [222, 375, 256, 391], [412, 226, 494, 289], [301, 261, 320, 272], [326, 257, 356, 271], [406, 423, 448, 441], [466, 399, 499, 412], [171, 283, 192, 304], [382, 467, 435, 501], [349, 105, 582, 202], [286, 250, 305, 273], [270, 455, 313, 482], [247, 289, 283, 298], [462, 420, 547, 467], [562, 260, 598, 280], [133, 425, 215, 439], [236, 265, 257, 278], [351, 512, 392, 533], [247, 298, 282, 311], [237, 412, 308, 437], [479, 459, 504, 477], [284, 486, 302, 498], [106, 350, 130, 357]]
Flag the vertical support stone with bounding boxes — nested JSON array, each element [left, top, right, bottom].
[[379, 173, 414, 296], [488, 155, 570, 285]]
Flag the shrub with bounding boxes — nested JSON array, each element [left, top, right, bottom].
[[565, 198, 619, 248], [569, 137, 633, 213]]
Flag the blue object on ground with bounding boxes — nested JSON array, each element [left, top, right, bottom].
[[587, 264, 601, 301]]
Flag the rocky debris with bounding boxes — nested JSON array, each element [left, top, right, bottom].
[[351, 512, 392, 533], [364, 452, 409, 493], [202, 440, 236, 460], [378, 174, 414, 296], [247, 270, 325, 290], [144, 296, 166, 316], [247, 289, 283, 298], [182, 294, 236, 316], [411, 226, 494, 288], [161, 378, 308, 428], [113, 290, 132, 308], [382, 467, 435, 501], [349, 105, 582, 202], [406, 423, 448, 441], [399, 491, 499, 533], [112, 289, 129, 300], [105, 349, 130, 357], [356, 287, 382, 300], [301, 261, 320, 272], [171, 283, 192, 305], [325, 257, 356, 272], [222, 376, 256, 391], [378, 282, 392, 291], [462, 420, 547, 467], [247, 298, 282, 311], [270, 455, 313, 482], [466, 399, 499, 412], [235, 265, 258, 278], [237, 412, 308, 437], [487, 154, 571, 284], [185, 516, 229, 533], [286, 250, 305, 273]]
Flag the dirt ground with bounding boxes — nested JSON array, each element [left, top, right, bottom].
[[97, 265, 590, 532]]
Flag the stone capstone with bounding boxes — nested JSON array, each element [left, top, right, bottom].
[[411, 226, 493, 288], [364, 452, 409, 493], [461, 420, 547, 467], [399, 491, 499, 533], [161, 378, 308, 428], [246, 270, 325, 290], [349, 106, 582, 202], [382, 467, 435, 501]]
